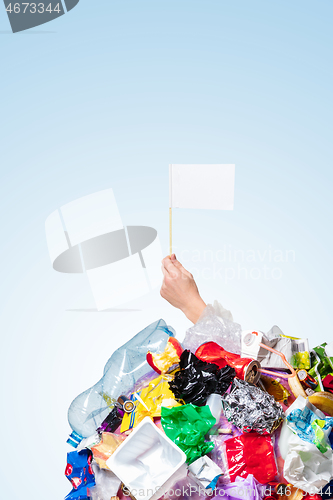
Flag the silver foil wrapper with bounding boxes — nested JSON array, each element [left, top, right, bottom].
[[221, 378, 284, 434]]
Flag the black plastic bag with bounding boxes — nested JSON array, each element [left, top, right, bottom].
[[169, 350, 235, 406]]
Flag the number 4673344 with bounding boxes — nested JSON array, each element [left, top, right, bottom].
[[6, 3, 61, 14]]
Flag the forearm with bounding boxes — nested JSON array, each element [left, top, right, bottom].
[[160, 254, 207, 323], [182, 296, 206, 323]]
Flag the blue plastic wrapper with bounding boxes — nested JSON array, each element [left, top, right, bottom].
[[68, 319, 175, 438], [287, 406, 333, 453], [65, 449, 95, 500]]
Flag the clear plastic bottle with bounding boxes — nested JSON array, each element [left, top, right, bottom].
[[67, 319, 175, 443], [206, 393, 222, 427]]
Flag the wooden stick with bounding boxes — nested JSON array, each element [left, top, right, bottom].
[[169, 206, 172, 256], [218, 428, 232, 434], [169, 165, 173, 257]]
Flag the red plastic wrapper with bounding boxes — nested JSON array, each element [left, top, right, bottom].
[[323, 374, 333, 394], [195, 342, 260, 383], [225, 432, 277, 484], [303, 495, 322, 500]]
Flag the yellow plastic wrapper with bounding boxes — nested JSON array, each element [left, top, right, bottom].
[[147, 337, 183, 374], [91, 432, 126, 469], [280, 334, 310, 370], [260, 375, 290, 404], [120, 374, 181, 432]]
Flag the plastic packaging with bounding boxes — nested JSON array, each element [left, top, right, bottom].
[[60, 308, 333, 500], [89, 461, 121, 500], [96, 406, 124, 434], [224, 432, 278, 484], [206, 394, 222, 429], [76, 433, 101, 453], [195, 342, 260, 384], [214, 474, 265, 500], [106, 416, 186, 500], [303, 495, 323, 500], [183, 302, 242, 355], [289, 340, 310, 369], [309, 343, 333, 391], [65, 449, 95, 500], [221, 378, 284, 434], [285, 396, 333, 453], [161, 403, 216, 464], [258, 376, 290, 405], [147, 337, 183, 374], [68, 319, 175, 438], [188, 455, 223, 491], [208, 432, 239, 478], [323, 374, 333, 394], [243, 327, 292, 370], [89, 462, 121, 500], [278, 419, 296, 460], [120, 373, 181, 432], [283, 432, 333, 494], [160, 472, 207, 500], [168, 350, 235, 406], [242, 327, 310, 370], [91, 432, 126, 469], [280, 335, 310, 370]]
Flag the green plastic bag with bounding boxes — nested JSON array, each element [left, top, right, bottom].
[[161, 403, 215, 464], [309, 343, 333, 391], [312, 419, 331, 454]]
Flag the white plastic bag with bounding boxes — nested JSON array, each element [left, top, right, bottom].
[[183, 301, 242, 354], [90, 462, 122, 500], [283, 432, 333, 494], [188, 455, 223, 490]]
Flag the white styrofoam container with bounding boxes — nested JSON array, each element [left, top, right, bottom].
[[106, 417, 187, 500]]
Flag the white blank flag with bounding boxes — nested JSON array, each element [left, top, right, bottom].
[[169, 164, 235, 210]]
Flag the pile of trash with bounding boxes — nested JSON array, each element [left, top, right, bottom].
[[64, 303, 333, 500]]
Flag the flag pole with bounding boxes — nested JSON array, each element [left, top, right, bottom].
[[169, 164, 172, 256], [169, 206, 172, 256]]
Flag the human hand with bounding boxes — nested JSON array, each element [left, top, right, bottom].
[[160, 254, 206, 323]]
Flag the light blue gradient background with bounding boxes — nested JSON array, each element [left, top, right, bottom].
[[0, 1, 332, 498]]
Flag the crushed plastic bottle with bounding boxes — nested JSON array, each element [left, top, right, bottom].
[[67, 319, 175, 441]]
